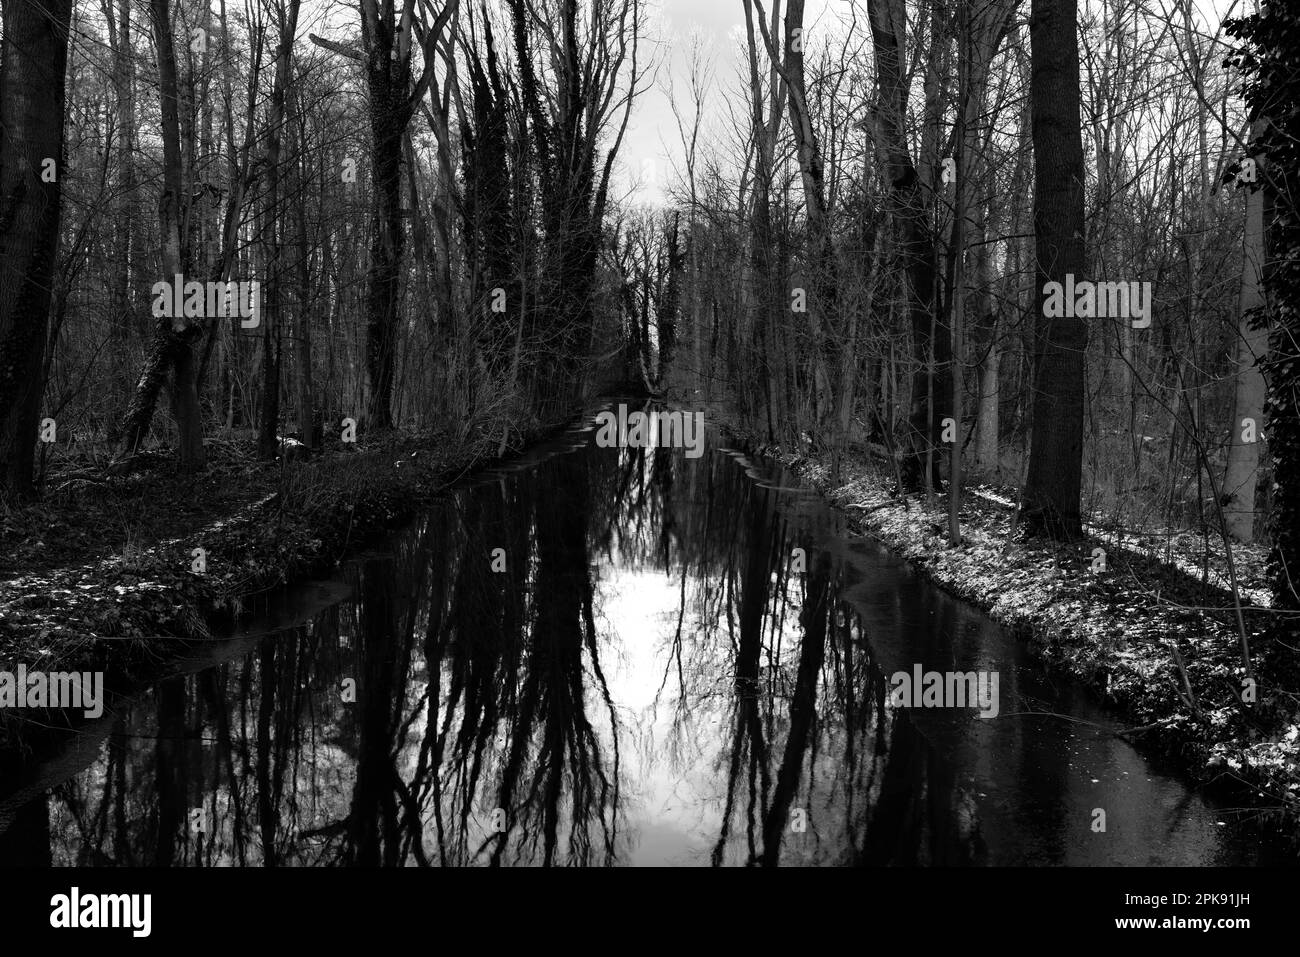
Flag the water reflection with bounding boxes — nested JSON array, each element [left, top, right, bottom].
[[0, 413, 1283, 866]]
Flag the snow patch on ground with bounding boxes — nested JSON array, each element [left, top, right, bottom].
[[761, 446, 1299, 827]]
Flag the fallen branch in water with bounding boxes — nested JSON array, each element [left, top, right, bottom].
[[1000, 709, 1171, 740]]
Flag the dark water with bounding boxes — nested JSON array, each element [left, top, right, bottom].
[[0, 410, 1288, 866]]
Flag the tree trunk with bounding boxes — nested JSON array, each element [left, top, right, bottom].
[[972, 194, 1000, 476], [0, 0, 73, 497], [967, 0, 1016, 478], [292, 85, 317, 449], [257, 0, 302, 460], [779, 0, 833, 433], [117, 0, 206, 472], [1223, 144, 1268, 542], [867, 0, 946, 491], [359, 0, 416, 432], [105, 0, 138, 342], [1021, 0, 1088, 539], [741, 0, 786, 443]]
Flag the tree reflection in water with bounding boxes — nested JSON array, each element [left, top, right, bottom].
[[1, 420, 991, 866]]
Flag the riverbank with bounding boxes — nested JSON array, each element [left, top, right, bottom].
[[0, 416, 567, 683], [727, 428, 1299, 837]]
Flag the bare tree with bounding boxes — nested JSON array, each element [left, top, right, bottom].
[[1021, 0, 1088, 539], [0, 0, 74, 496], [866, 0, 947, 491], [1223, 129, 1268, 542]]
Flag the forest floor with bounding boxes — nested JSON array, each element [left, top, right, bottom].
[[735, 430, 1300, 836], [0, 420, 555, 683]]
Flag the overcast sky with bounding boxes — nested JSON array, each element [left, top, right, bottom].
[[616, 0, 841, 206], [610, 0, 1238, 207], [292, 0, 1239, 209]]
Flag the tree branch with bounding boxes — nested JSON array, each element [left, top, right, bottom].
[[308, 33, 363, 61]]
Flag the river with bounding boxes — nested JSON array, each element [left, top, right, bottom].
[[0, 406, 1286, 866]]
